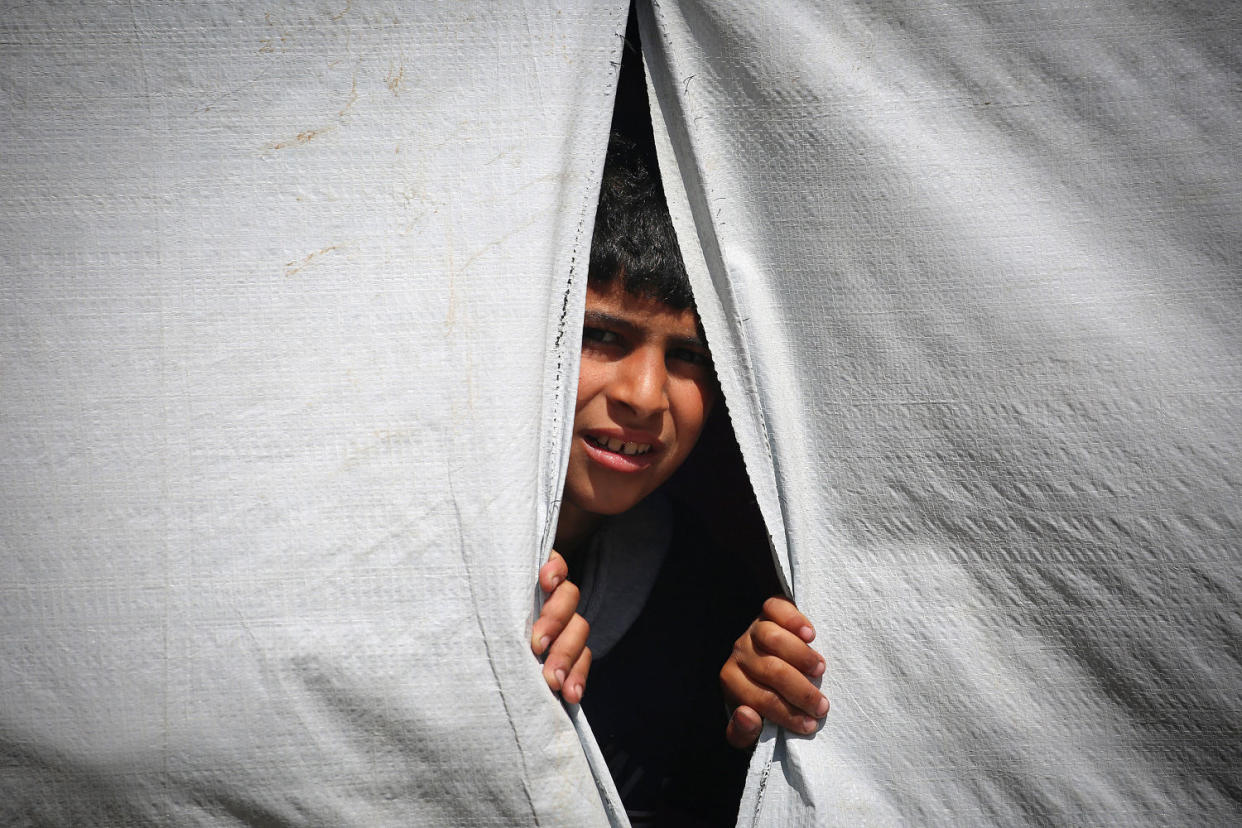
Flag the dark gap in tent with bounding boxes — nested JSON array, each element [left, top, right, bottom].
[[610, 4, 781, 600], [562, 6, 785, 822]]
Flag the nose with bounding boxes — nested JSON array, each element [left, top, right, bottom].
[[609, 346, 668, 419]]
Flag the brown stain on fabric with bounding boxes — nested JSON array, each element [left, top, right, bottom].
[[338, 75, 358, 116], [265, 71, 356, 151], [385, 64, 405, 96], [285, 244, 341, 276], [268, 125, 337, 150], [259, 11, 290, 53], [260, 4, 359, 151]]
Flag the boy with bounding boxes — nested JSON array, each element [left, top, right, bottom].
[[531, 131, 827, 825]]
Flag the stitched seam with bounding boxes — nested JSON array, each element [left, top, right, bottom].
[[642, 0, 786, 567], [749, 758, 773, 828], [541, 20, 630, 562], [538, 7, 633, 826], [642, 3, 781, 824]]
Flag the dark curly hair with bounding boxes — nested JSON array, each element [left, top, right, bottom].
[[587, 130, 694, 311]]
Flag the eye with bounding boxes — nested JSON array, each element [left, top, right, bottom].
[[669, 347, 713, 369], [582, 326, 620, 347]]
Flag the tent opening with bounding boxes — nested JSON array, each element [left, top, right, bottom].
[[609, 2, 781, 599], [553, 7, 786, 823]]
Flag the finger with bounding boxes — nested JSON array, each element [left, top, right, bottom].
[[750, 619, 825, 677], [543, 612, 590, 692], [539, 549, 568, 593], [735, 647, 829, 722], [561, 646, 592, 705], [725, 705, 763, 749], [761, 596, 815, 643], [723, 658, 823, 735], [722, 639, 828, 724], [722, 658, 820, 735], [531, 579, 580, 656]]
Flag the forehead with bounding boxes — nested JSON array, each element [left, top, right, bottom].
[[584, 282, 703, 341]]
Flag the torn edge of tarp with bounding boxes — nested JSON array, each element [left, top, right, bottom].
[[535, 5, 635, 827], [638, 2, 800, 826]]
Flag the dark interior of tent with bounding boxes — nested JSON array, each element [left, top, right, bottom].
[[608, 3, 783, 599]]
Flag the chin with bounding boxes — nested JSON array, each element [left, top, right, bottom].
[[571, 480, 652, 518], [584, 492, 645, 516]]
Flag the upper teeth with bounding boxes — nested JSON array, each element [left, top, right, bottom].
[[595, 436, 651, 455]]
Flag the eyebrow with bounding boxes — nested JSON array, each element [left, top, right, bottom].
[[583, 309, 709, 352]]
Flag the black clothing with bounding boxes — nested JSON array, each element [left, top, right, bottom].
[[577, 512, 769, 827]]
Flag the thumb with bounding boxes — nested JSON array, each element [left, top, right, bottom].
[[725, 705, 763, 750]]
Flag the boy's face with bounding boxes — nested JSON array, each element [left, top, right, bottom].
[[562, 280, 716, 524]]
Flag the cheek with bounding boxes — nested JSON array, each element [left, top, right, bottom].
[[575, 360, 608, 413], [671, 379, 715, 446], [700, 378, 719, 421]]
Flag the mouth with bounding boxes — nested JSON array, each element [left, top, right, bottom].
[[581, 431, 659, 473], [584, 434, 653, 456]]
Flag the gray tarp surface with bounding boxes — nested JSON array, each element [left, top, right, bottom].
[[641, 2, 1241, 823], [2, 2, 628, 824], [3, 1, 1239, 825]]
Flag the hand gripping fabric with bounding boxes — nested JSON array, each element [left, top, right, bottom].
[[0, 3, 628, 825], [640, 1, 1241, 825]]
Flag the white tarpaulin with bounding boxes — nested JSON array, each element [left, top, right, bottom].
[[2, 1, 1239, 825], [2, 2, 629, 824], [640, 1, 1241, 823]]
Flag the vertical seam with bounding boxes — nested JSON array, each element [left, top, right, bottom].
[[749, 758, 772, 828], [641, 3, 781, 825], [536, 6, 632, 826], [540, 15, 632, 561], [642, 0, 789, 593]]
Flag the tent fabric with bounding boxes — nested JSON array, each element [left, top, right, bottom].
[[640, 0, 1241, 824], [2, 1, 1239, 827], [1, 2, 630, 824]]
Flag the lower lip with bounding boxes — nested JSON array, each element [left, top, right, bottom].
[[581, 436, 658, 473]]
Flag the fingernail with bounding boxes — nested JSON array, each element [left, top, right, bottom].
[[811, 660, 825, 678], [536, 635, 550, 654], [799, 716, 817, 734], [799, 625, 815, 642], [550, 575, 563, 589], [816, 697, 829, 717], [554, 668, 566, 688]]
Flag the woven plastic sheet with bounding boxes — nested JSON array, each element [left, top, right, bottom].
[[640, 0, 1241, 824], [4, 1, 1240, 825], [1, 2, 627, 824]]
